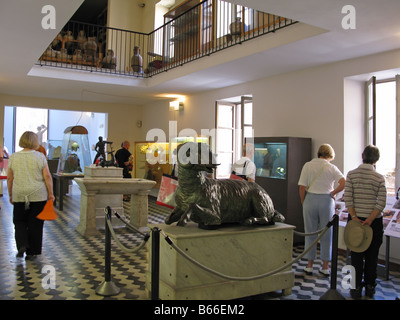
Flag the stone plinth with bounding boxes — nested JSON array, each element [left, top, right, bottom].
[[146, 222, 295, 300], [74, 166, 155, 237], [84, 166, 123, 178], [88, 167, 124, 229]]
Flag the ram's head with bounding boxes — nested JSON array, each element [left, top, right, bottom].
[[177, 142, 219, 173]]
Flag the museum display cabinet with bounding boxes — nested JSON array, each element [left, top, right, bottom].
[[252, 137, 312, 243], [135, 136, 210, 188], [169, 135, 210, 157], [134, 141, 171, 188], [57, 126, 91, 175]]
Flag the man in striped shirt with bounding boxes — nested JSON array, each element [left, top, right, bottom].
[[344, 145, 387, 299]]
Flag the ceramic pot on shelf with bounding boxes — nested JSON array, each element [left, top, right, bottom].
[[44, 45, 57, 59], [229, 17, 242, 36], [59, 48, 70, 62], [72, 49, 83, 64], [102, 49, 116, 69], [131, 46, 143, 73], [83, 37, 97, 63], [77, 30, 86, 49], [51, 33, 63, 51], [63, 30, 74, 51]]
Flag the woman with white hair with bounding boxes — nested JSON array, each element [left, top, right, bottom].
[[298, 144, 345, 276]]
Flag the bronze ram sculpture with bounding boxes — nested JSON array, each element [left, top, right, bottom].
[[165, 142, 284, 228]]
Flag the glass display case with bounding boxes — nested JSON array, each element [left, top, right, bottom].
[[135, 136, 210, 188], [47, 140, 63, 160], [57, 126, 91, 175], [252, 137, 311, 243], [169, 136, 209, 157], [135, 141, 171, 188], [254, 142, 287, 179], [170, 136, 210, 176]]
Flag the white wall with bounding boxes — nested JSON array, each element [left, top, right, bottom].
[[108, 0, 146, 32]]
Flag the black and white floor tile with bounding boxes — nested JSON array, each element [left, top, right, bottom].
[[0, 186, 399, 301]]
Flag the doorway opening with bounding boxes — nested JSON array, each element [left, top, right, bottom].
[[4, 106, 107, 161]]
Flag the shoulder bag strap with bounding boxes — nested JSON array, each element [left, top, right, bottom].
[[307, 163, 329, 191]]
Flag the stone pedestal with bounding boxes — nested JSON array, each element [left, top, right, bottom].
[[130, 193, 149, 233], [88, 167, 125, 229], [146, 222, 295, 300], [75, 166, 155, 237]]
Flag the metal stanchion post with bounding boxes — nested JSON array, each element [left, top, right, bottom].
[[96, 206, 120, 296], [151, 227, 160, 300], [320, 214, 345, 300]]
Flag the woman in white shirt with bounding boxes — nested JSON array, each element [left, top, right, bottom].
[[298, 144, 345, 276], [7, 131, 54, 260]]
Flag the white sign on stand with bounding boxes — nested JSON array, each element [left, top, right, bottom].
[[383, 196, 400, 239], [335, 194, 400, 239]]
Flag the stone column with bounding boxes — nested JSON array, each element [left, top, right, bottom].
[[130, 191, 149, 231], [76, 190, 100, 237]]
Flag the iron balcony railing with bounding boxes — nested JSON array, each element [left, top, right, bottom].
[[37, 0, 297, 78]]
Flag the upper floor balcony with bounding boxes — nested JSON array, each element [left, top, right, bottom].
[[36, 0, 297, 79]]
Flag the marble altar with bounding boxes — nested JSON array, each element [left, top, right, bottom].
[[74, 166, 155, 237], [146, 222, 295, 300]]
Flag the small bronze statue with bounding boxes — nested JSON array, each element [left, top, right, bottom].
[[93, 136, 115, 167], [165, 142, 285, 228], [93, 136, 106, 164]]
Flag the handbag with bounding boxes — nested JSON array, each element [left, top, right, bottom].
[[229, 173, 247, 180], [156, 174, 179, 209], [37, 200, 58, 221], [230, 160, 248, 181]]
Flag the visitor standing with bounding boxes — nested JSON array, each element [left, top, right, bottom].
[[344, 145, 387, 299], [231, 143, 256, 182], [115, 140, 132, 178], [7, 131, 55, 260], [298, 144, 345, 276], [115, 140, 133, 201]]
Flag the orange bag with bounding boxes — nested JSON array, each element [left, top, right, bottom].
[[37, 200, 58, 221]]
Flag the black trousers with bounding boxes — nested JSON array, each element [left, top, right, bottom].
[[13, 201, 46, 255], [349, 216, 383, 288]]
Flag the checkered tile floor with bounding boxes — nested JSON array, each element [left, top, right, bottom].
[[0, 187, 399, 300]]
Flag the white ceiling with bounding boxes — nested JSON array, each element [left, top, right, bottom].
[[1, 0, 400, 105]]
